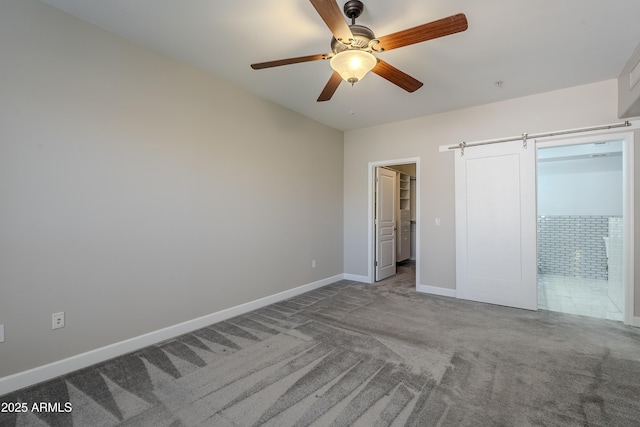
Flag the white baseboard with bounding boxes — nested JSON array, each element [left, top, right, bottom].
[[0, 274, 343, 396], [416, 284, 457, 298], [342, 273, 370, 283]]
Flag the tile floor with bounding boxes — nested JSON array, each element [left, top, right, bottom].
[[379, 263, 624, 322], [537, 274, 623, 321]]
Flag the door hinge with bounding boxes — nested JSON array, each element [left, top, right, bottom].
[[375, 261, 378, 266]]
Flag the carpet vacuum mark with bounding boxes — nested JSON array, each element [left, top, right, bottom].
[[2, 280, 640, 426]]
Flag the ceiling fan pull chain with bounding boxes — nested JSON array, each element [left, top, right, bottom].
[[349, 83, 355, 115]]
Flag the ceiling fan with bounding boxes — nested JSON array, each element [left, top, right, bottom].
[[251, 0, 468, 102]]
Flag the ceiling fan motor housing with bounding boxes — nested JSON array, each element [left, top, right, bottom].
[[331, 24, 375, 53]]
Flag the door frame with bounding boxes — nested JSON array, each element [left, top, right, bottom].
[[535, 131, 635, 325], [367, 157, 421, 286]]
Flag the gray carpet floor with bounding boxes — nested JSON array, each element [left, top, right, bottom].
[[2, 264, 640, 426]]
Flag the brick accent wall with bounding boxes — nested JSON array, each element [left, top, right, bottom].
[[537, 215, 616, 280]]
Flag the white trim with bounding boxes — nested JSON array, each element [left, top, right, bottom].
[[417, 284, 457, 298], [0, 274, 343, 396], [343, 273, 370, 283], [367, 158, 421, 288], [536, 131, 635, 325], [623, 134, 635, 325]]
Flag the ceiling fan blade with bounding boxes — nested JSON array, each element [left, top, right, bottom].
[[251, 53, 330, 70], [309, 0, 354, 43], [372, 59, 423, 93], [375, 13, 468, 52], [317, 71, 342, 102]]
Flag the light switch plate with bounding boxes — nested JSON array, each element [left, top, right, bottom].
[[0, 324, 4, 342]]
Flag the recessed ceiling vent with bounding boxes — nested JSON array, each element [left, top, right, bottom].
[[619, 41, 640, 118], [630, 59, 640, 89]]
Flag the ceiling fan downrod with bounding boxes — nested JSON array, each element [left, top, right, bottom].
[[343, 0, 364, 25]]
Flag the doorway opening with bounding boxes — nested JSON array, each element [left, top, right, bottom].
[[368, 158, 420, 289], [536, 133, 634, 323]]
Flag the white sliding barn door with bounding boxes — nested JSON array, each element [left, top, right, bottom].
[[455, 140, 537, 310], [375, 167, 396, 281]]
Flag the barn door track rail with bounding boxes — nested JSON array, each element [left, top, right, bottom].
[[450, 120, 632, 156]]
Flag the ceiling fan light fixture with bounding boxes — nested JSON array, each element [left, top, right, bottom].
[[330, 50, 377, 84]]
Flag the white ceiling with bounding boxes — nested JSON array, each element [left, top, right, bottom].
[[40, 0, 640, 131]]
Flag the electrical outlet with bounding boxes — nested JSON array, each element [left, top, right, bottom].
[[52, 312, 65, 330], [0, 324, 4, 342]]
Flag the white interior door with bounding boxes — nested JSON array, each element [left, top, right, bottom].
[[455, 140, 537, 310], [375, 167, 396, 281]]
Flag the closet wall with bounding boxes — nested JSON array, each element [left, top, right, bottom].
[[388, 164, 416, 262]]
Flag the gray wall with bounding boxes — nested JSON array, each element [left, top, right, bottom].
[[344, 80, 640, 318], [0, 0, 344, 377]]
